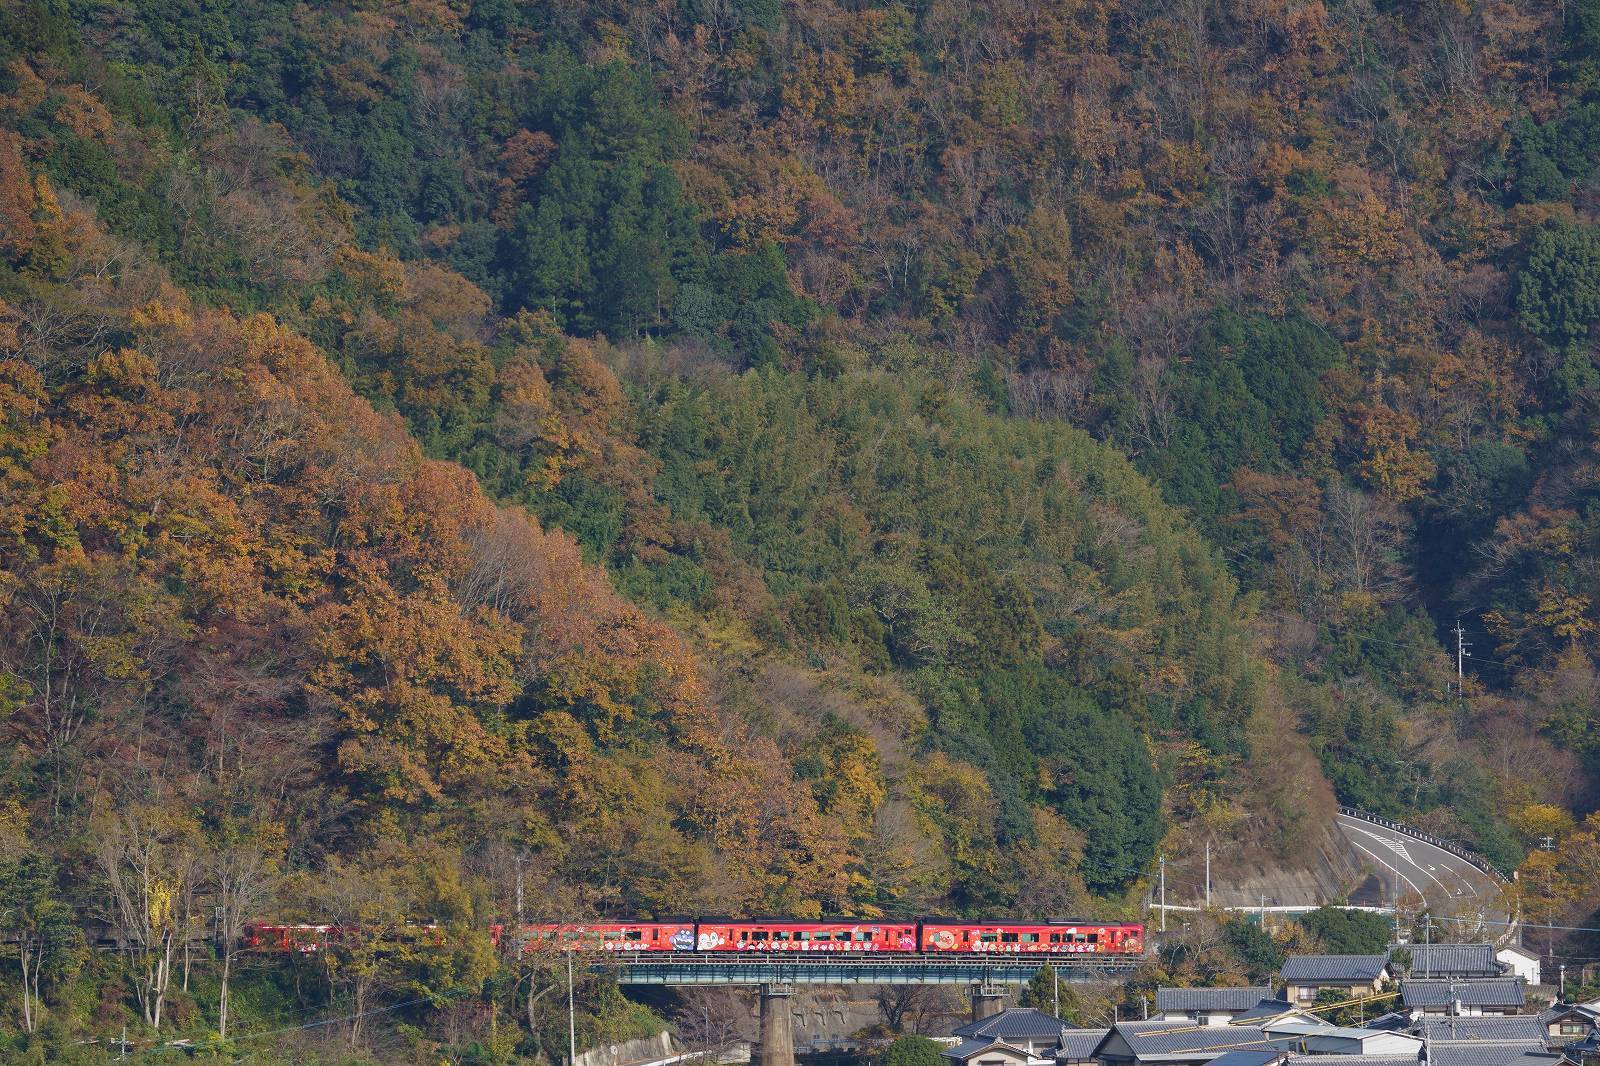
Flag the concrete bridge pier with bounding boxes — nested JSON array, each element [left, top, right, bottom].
[[970, 982, 1007, 1022], [758, 982, 797, 1066]]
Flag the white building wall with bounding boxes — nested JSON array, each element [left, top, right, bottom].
[[1498, 948, 1541, 985]]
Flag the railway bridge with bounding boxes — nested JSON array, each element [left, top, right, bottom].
[[609, 953, 1137, 1066]]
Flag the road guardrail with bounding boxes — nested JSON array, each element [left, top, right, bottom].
[[1338, 807, 1512, 884]]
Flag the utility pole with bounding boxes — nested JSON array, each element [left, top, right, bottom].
[[1159, 856, 1167, 932], [1424, 914, 1431, 978], [1455, 620, 1471, 692], [1205, 842, 1212, 909], [515, 853, 526, 926], [1561, 964, 1568, 1002], [1054, 969, 1060, 1018], [567, 950, 577, 1066]]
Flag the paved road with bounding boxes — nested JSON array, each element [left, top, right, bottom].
[[1335, 813, 1509, 935]]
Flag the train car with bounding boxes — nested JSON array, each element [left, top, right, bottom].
[[693, 919, 919, 952], [243, 922, 336, 954], [920, 920, 1143, 955], [498, 921, 697, 953], [244, 921, 443, 954]]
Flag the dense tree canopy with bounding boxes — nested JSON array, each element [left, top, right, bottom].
[[5, 0, 1600, 1053]]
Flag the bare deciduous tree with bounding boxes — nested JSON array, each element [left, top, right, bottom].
[[94, 802, 199, 1030]]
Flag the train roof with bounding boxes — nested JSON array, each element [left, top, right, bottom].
[[693, 916, 919, 924], [927, 918, 1140, 926]]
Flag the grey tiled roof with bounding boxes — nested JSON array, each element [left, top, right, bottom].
[[1234, 1002, 1303, 1023], [1281, 955, 1389, 983], [1400, 980, 1526, 1009], [1204, 1052, 1284, 1066], [1422, 1045, 1556, 1066], [955, 1008, 1074, 1042], [1058, 1029, 1110, 1060], [1158, 988, 1276, 1013], [1539, 1004, 1600, 1025], [1390, 944, 1503, 978], [1417, 1017, 1545, 1042], [1113, 1021, 1280, 1056], [944, 1038, 1036, 1062], [1367, 1013, 1416, 1032], [1280, 1049, 1420, 1056]]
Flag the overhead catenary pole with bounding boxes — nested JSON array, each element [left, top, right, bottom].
[[1159, 855, 1167, 932], [567, 950, 577, 1066], [1205, 842, 1212, 908]]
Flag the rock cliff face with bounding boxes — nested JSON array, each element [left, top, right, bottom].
[[1166, 685, 1366, 913], [1207, 827, 1367, 912]]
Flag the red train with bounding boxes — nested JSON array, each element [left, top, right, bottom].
[[247, 918, 1144, 957], [243, 921, 442, 954], [491, 918, 1143, 956]]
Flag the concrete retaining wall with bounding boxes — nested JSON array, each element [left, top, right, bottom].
[[577, 1030, 677, 1066]]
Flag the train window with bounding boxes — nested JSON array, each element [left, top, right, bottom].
[[624, 931, 642, 941], [796, 931, 810, 942], [773, 932, 790, 942], [979, 933, 997, 943], [856, 931, 871, 942], [1085, 933, 1099, 943], [752, 931, 768, 942], [1049, 934, 1061, 944], [1001, 932, 1018, 943], [1020, 933, 1040, 943], [815, 932, 833, 942]]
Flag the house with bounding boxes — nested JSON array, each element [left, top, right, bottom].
[[1280, 956, 1391, 1005], [955, 1009, 1081, 1059], [1091, 1021, 1284, 1066], [1366, 1013, 1418, 1032], [1280, 1049, 1420, 1056], [1203, 1052, 1288, 1066], [1425, 1046, 1562, 1066], [1391, 945, 1506, 981], [1542, 1005, 1600, 1045], [1558, 1030, 1600, 1065], [1401, 980, 1527, 1018], [1418, 1017, 1547, 1043], [1498, 947, 1543, 987], [1235, 1003, 1333, 1028], [1259, 1019, 1423, 1057], [1058, 1029, 1111, 1066], [1158, 989, 1277, 1027], [943, 1037, 1040, 1066]]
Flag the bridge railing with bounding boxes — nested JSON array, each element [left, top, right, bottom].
[[1338, 806, 1511, 884], [607, 951, 1141, 985]]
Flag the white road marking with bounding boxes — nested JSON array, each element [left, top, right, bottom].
[[1343, 822, 1455, 898], [1345, 836, 1428, 904], [1335, 816, 1502, 914]]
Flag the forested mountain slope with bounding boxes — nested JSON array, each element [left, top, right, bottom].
[[3, 0, 1600, 1055]]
